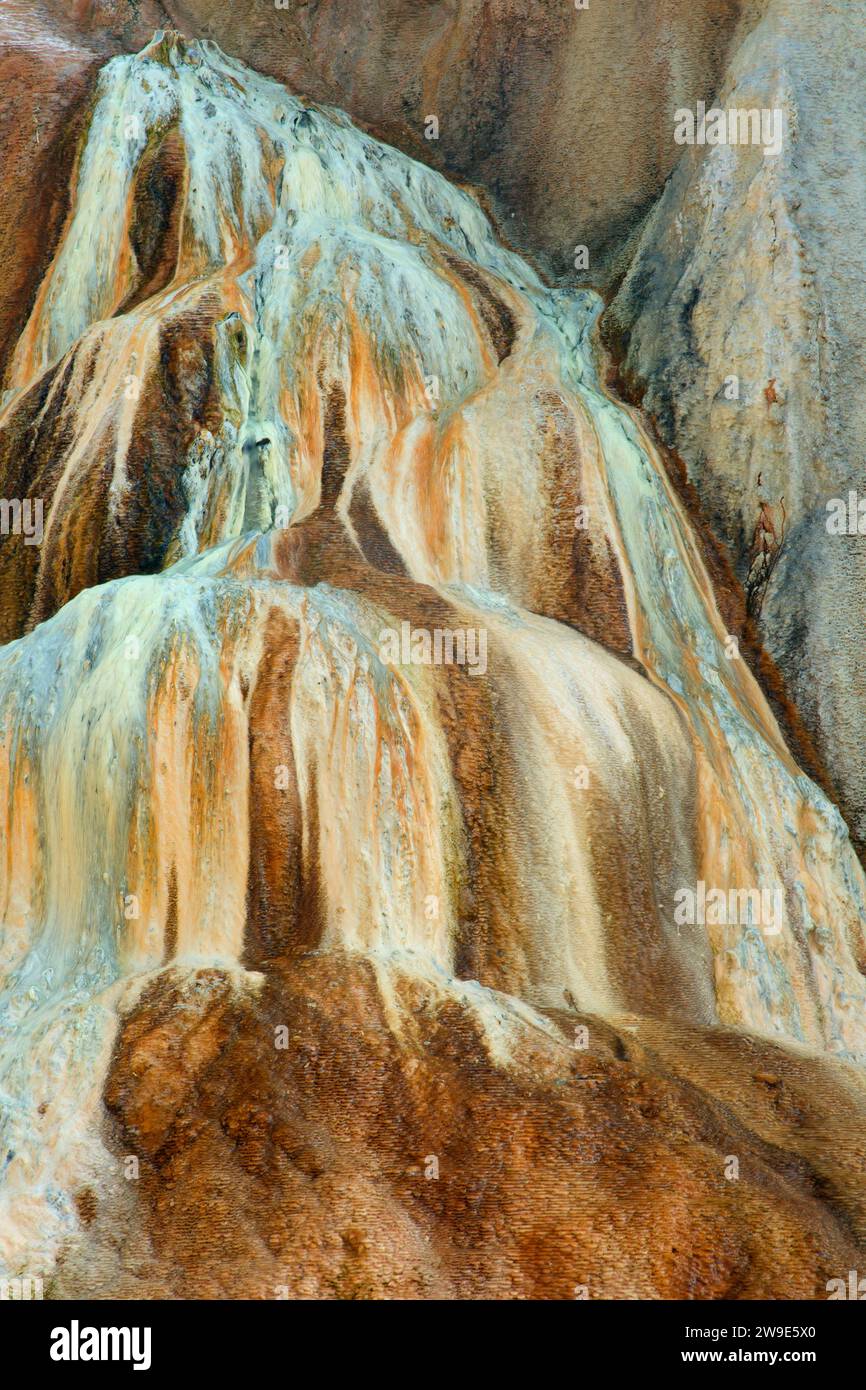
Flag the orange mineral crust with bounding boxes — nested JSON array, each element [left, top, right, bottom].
[[70, 959, 866, 1300]]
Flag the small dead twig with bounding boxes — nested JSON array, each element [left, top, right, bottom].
[[745, 494, 787, 622]]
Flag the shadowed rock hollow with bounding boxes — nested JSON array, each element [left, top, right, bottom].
[[0, 26, 864, 1300]]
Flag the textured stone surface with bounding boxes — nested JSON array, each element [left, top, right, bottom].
[[0, 13, 864, 1303], [0, 0, 763, 305], [607, 0, 866, 850], [53, 958, 866, 1300]]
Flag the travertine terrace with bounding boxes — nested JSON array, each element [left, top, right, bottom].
[[0, 23, 864, 1300]]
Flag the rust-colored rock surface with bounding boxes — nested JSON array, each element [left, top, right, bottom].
[[54, 958, 863, 1300]]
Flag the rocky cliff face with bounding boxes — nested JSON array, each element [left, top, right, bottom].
[[0, 17, 864, 1300], [607, 0, 866, 855], [0, 0, 764, 337]]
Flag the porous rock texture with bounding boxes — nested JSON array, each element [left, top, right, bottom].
[[0, 0, 766, 318], [0, 12, 864, 1302], [608, 0, 866, 853]]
